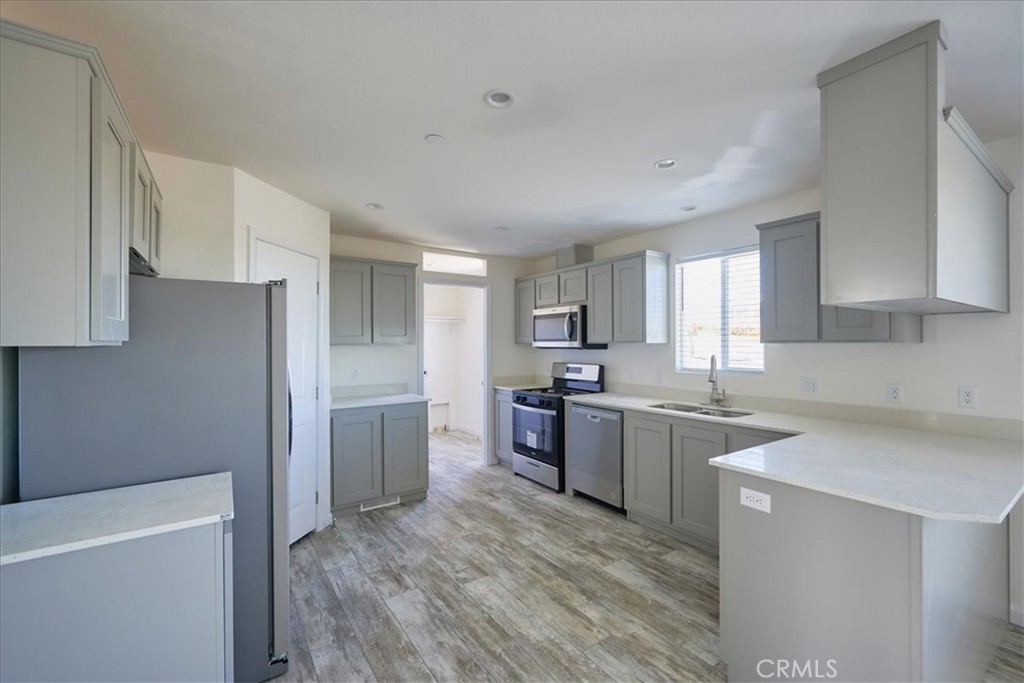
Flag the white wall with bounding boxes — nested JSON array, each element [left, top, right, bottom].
[[531, 135, 1024, 423], [145, 151, 235, 282]]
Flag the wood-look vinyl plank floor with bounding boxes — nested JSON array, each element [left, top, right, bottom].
[[286, 429, 1024, 682]]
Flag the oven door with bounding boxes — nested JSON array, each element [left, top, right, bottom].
[[532, 306, 582, 348], [512, 403, 560, 467]]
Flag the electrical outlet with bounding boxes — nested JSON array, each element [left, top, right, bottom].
[[350, 367, 360, 380], [886, 383, 904, 404], [800, 377, 819, 395], [957, 385, 978, 409], [740, 487, 771, 513]]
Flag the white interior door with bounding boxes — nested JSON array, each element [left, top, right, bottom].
[[254, 239, 318, 544]]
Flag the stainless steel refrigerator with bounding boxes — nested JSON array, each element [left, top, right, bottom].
[[18, 275, 290, 682]]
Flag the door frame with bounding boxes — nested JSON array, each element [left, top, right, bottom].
[[419, 275, 494, 465], [246, 226, 327, 533]]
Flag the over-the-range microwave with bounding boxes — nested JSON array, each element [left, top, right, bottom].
[[532, 305, 607, 349]]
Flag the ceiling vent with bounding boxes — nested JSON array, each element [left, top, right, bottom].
[[555, 244, 594, 268]]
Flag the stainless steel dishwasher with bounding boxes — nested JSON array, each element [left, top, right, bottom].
[[566, 404, 624, 509]]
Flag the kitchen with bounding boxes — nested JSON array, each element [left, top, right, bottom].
[[1, 2, 1022, 683]]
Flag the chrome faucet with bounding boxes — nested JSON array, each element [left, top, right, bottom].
[[708, 354, 727, 406]]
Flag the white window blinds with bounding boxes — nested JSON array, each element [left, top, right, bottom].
[[675, 246, 764, 372]]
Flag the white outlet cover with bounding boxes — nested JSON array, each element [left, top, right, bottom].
[[957, 385, 978, 409], [886, 383, 903, 404], [740, 487, 771, 513], [800, 377, 819, 395]]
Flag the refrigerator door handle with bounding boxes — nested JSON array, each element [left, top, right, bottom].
[[286, 362, 293, 460]]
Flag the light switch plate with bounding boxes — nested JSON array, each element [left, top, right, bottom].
[[740, 487, 771, 513]]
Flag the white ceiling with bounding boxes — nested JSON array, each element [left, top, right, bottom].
[[2, 1, 1021, 258]]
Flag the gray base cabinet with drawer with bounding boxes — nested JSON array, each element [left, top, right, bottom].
[[331, 402, 428, 515], [623, 411, 787, 554]]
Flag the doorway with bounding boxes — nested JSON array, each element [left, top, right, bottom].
[[252, 238, 319, 544], [422, 283, 487, 463]]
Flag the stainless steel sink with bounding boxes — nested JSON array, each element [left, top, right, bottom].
[[649, 402, 703, 412], [693, 408, 752, 418]]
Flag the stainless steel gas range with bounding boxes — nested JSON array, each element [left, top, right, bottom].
[[511, 362, 604, 491]]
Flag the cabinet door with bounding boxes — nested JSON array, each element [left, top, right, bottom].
[[821, 306, 891, 342], [515, 279, 535, 344], [373, 264, 416, 344], [535, 273, 559, 307], [613, 256, 644, 342], [495, 393, 514, 461], [91, 76, 131, 343], [331, 409, 383, 507], [623, 415, 671, 523], [128, 143, 152, 266], [587, 263, 613, 344], [330, 260, 372, 344], [559, 268, 587, 303], [671, 423, 726, 542], [383, 403, 429, 496], [148, 182, 163, 275], [759, 216, 820, 342]]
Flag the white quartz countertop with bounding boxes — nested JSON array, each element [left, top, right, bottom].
[[331, 393, 429, 410], [494, 383, 545, 392], [565, 393, 1024, 523], [0, 472, 234, 566]]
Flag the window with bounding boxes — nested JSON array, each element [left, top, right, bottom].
[[422, 251, 487, 277], [675, 246, 763, 372]]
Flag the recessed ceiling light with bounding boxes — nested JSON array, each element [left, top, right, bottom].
[[681, 205, 697, 212], [654, 159, 677, 170], [365, 203, 383, 210], [484, 89, 515, 108], [495, 226, 510, 232], [424, 133, 445, 144]]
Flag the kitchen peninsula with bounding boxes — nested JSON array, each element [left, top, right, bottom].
[[564, 393, 1023, 683]]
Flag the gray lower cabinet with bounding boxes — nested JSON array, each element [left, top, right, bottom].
[[623, 415, 672, 523], [331, 402, 428, 514], [383, 403, 429, 495], [623, 411, 787, 552], [515, 279, 535, 344], [671, 423, 727, 542], [535, 273, 559, 307], [587, 263, 613, 344], [494, 389, 514, 463], [758, 213, 921, 343], [331, 407, 383, 506], [330, 258, 417, 345]]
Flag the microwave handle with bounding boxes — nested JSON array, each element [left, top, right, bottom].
[[564, 313, 574, 341]]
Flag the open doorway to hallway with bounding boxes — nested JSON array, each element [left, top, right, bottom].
[[422, 283, 487, 464]]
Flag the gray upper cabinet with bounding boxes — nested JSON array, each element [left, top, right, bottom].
[[383, 403, 429, 496], [330, 259, 416, 345], [331, 408, 384, 508], [372, 263, 416, 344], [129, 143, 155, 272], [515, 279, 535, 344], [623, 415, 672, 524], [671, 423, 726, 543], [587, 263, 613, 344], [758, 213, 921, 343], [330, 260, 372, 345], [818, 22, 1012, 314], [535, 273, 560, 307], [613, 252, 669, 343], [148, 181, 163, 274], [558, 268, 587, 304], [494, 389, 514, 463]]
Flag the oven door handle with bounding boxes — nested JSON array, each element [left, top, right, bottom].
[[512, 403, 558, 417]]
